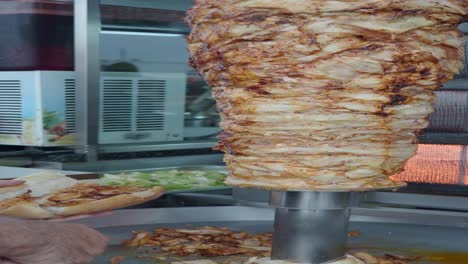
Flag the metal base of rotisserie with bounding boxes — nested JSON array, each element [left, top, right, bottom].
[[269, 191, 352, 263]]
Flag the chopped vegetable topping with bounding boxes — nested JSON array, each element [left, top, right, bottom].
[[101, 170, 227, 191]]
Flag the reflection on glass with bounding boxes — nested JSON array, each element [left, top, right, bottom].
[[99, 4, 219, 142], [101, 4, 189, 34], [99, 28, 219, 142], [0, 1, 219, 144], [0, 0, 73, 71]]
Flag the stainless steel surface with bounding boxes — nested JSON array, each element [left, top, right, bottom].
[[98, 141, 217, 154], [184, 116, 219, 128], [269, 191, 353, 263], [234, 187, 468, 212], [77, 207, 274, 228], [352, 207, 468, 228], [0, 166, 87, 179], [460, 22, 468, 33], [0, 149, 74, 158], [62, 154, 223, 172], [73, 207, 468, 263], [71, 207, 468, 264], [164, 187, 232, 195], [102, 24, 189, 34], [101, 0, 192, 11], [166, 193, 236, 205], [233, 187, 270, 206], [75, 206, 468, 229], [272, 208, 350, 263], [0, 157, 32, 168], [74, 0, 101, 159], [92, 221, 468, 264], [361, 191, 468, 212], [270, 191, 352, 210], [443, 79, 468, 89]]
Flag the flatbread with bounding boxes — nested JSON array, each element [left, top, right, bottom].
[[0, 172, 165, 219], [40, 184, 165, 217], [0, 184, 29, 201], [17, 172, 77, 197]]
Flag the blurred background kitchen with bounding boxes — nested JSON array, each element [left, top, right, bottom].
[[0, 0, 467, 205]]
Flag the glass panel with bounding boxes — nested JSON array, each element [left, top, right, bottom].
[[99, 4, 219, 144], [442, 23, 468, 89], [101, 5, 189, 33], [0, 0, 74, 71]]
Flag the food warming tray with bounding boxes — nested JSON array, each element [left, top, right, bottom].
[[74, 206, 468, 264]]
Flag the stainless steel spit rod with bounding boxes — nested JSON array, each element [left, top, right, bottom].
[[270, 191, 352, 264]]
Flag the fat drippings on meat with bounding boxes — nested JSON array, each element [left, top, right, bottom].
[[186, 0, 467, 190]]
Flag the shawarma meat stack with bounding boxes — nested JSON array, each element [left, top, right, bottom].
[[186, 0, 468, 190]]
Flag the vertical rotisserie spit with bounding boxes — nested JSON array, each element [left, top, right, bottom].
[[186, 1, 467, 191]]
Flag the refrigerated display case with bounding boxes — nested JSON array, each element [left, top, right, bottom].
[[0, 0, 217, 149]]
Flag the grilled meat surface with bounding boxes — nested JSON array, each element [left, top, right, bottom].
[[187, 0, 467, 190]]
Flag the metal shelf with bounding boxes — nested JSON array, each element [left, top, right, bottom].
[[98, 140, 217, 154], [101, 0, 192, 11], [459, 22, 468, 33], [441, 78, 468, 90], [62, 153, 223, 172], [418, 132, 468, 145]]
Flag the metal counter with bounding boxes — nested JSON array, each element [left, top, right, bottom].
[[73, 206, 468, 264], [0, 166, 86, 179]]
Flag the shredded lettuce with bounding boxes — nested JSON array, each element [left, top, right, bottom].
[[100, 169, 227, 191]]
